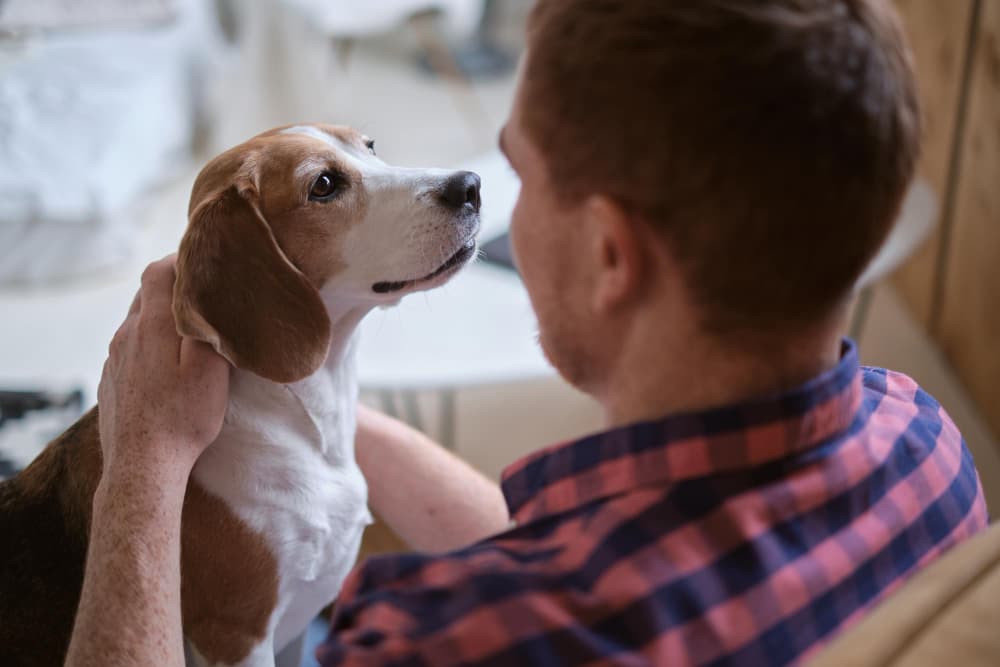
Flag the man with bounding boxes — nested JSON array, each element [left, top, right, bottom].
[[66, 1, 988, 666]]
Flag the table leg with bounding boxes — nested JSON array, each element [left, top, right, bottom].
[[402, 390, 425, 433], [378, 389, 399, 420], [440, 388, 456, 451], [373, 387, 456, 452]]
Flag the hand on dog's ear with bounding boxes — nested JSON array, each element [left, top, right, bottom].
[[173, 184, 332, 384]]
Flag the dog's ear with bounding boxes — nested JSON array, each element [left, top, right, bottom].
[[174, 184, 332, 384]]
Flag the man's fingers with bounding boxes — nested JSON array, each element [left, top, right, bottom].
[[179, 337, 229, 375], [140, 255, 176, 285], [134, 256, 184, 360], [139, 255, 179, 310], [98, 359, 110, 395], [108, 318, 134, 357], [97, 358, 118, 415], [127, 289, 141, 317]]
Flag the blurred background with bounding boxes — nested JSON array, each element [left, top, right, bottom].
[[0, 0, 997, 613], [0, 0, 997, 664]]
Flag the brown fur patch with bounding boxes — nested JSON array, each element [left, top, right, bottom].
[[0, 408, 280, 667], [181, 481, 280, 665], [0, 409, 101, 667]]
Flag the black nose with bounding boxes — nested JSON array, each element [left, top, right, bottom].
[[440, 171, 482, 212]]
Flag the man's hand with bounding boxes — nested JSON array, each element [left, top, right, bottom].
[[98, 255, 230, 481], [66, 257, 230, 667]]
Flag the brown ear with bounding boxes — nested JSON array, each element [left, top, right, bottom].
[[174, 186, 332, 384]]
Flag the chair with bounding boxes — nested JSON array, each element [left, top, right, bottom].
[[810, 521, 1000, 666]]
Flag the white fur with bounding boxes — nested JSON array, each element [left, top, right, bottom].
[[185, 126, 480, 667], [191, 331, 370, 664]]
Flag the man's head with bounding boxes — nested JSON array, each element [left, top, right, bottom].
[[503, 0, 920, 395]]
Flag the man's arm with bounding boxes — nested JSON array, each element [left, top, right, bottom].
[[354, 405, 510, 553], [65, 257, 230, 667], [68, 464, 191, 667]]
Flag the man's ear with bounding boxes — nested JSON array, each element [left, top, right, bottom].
[[587, 195, 645, 315], [173, 185, 332, 384]]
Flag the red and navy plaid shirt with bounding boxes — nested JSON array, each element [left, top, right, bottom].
[[318, 340, 988, 666]]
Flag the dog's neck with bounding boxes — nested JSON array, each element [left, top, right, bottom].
[[283, 300, 373, 461], [197, 300, 375, 485], [320, 300, 373, 372]]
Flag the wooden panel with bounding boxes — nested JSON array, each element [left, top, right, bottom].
[[939, 0, 1000, 438], [891, 0, 975, 326], [358, 517, 409, 560]]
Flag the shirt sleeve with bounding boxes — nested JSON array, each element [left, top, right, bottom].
[[315, 557, 412, 666], [315, 551, 488, 667], [314, 538, 582, 667]]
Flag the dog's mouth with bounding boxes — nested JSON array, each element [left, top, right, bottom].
[[372, 239, 477, 295]]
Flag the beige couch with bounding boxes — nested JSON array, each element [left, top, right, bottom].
[[811, 521, 1000, 666]]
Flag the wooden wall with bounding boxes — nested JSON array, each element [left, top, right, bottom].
[[938, 0, 1000, 438], [892, 0, 1000, 438], [892, 0, 975, 324]]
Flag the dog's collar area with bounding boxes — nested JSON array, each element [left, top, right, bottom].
[[372, 240, 476, 294]]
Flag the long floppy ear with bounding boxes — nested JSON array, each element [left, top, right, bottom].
[[173, 185, 332, 384]]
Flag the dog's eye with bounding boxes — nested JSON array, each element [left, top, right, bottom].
[[310, 172, 343, 201], [364, 138, 376, 155]]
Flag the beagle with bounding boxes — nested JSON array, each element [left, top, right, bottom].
[[0, 124, 482, 667]]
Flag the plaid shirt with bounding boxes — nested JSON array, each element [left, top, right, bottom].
[[318, 340, 988, 666]]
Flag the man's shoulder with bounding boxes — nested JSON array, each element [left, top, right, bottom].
[[860, 364, 924, 399], [857, 363, 986, 522], [860, 365, 959, 434]]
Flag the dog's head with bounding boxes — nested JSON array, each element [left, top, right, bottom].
[[174, 124, 481, 384]]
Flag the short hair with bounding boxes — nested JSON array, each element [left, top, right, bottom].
[[523, 0, 921, 334]]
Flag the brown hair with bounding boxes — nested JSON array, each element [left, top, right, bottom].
[[523, 0, 920, 334]]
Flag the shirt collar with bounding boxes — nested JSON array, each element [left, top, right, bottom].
[[501, 339, 863, 524]]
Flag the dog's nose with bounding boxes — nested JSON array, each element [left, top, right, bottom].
[[440, 171, 481, 212]]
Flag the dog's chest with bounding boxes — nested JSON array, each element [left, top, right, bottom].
[[190, 354, 371, 640]]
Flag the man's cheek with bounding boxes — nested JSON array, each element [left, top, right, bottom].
[[508, 203, 530, 272]]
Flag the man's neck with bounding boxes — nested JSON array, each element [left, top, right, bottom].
[[601, 314, 847, 428]]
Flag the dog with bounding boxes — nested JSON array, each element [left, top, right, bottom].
[[0, 123, 482, 667]]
